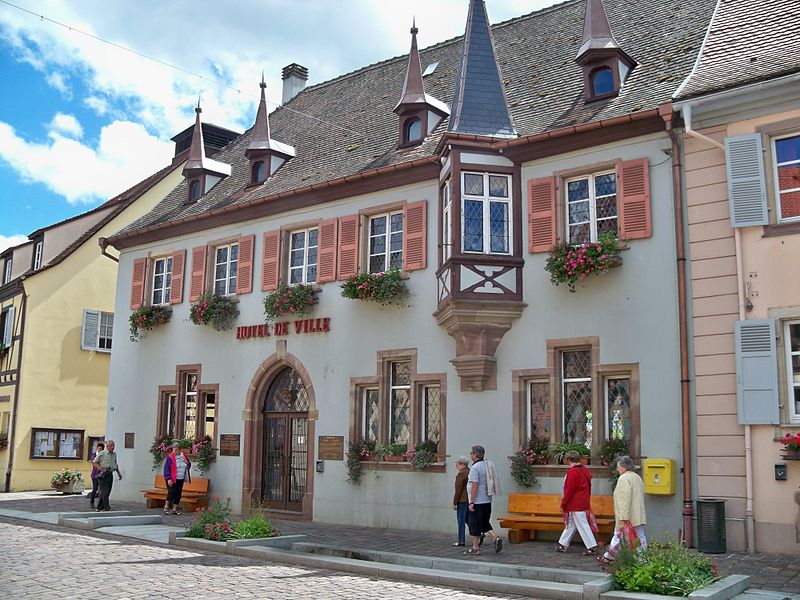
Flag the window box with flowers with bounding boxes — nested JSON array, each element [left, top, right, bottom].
[[509, 437, 549, 487], [51, 467, 84, 494], [149, 435, 192, 470], [377, 442, 408, 462], [264, 284, 317, 322], [129, 305, 172, 342], [345, 438, 376, 484], [544, 232, 622, 292], [191, 435, 216, 475], [340, 268, 408, 306], [780, 433, 800, 460], [190, 294, 239, 331]]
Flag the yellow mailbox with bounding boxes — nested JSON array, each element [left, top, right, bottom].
[[643, 458, 676, 495]]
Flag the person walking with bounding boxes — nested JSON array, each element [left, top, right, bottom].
[[452, 456, 470, 546], [92, 439, 122, 512], [556, 450, 598, 555], [599, 455, 646, 564], [163, 441, 192, 515], [464, 445, 503, 555], [87, 442, 105, 509]]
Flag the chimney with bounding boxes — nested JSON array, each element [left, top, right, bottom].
[[282, 63, 309, 104]]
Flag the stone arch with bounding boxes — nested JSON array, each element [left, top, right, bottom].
[[242, 345, 316, 520]]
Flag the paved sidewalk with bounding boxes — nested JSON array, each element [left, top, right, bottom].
[[3, 491, 800, 596]]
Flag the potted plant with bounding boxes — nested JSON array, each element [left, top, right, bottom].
[[263, 283, 317, 322], [380, 442, 408, 462], [550, 441, 590, 465], [191, 435, 216, 475], [340, 268, 408, 306], [780, 432, 800, 460], [129, 305, 172, 341], [190, 293, 240, 331], [408, 440, 439, 470], [149, 435, 193, 470], [599, 438, 630, 466], [346, 438, 376, 484], [544, 231, 622, 293], [51, 467, 84, 494], [509, 437, 550, 488]]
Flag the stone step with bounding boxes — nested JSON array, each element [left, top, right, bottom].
[[59, 514, 162, 530], [59, 510, 132, 518]]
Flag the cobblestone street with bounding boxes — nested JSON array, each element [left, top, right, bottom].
[[0, 518, 529, 600]]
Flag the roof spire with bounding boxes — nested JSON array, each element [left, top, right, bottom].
[[395, 18, 426, 108], [448, 0, 515, 138], [185, 97, 206, 168], [248, 74, 272, 153], [576, 0, 625, 61]]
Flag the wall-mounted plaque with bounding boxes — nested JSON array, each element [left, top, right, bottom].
[[124, 432, 135, 449], [0, 395, 11, 403], [219, 434, 240, 457], [318, 435, 344, 461]]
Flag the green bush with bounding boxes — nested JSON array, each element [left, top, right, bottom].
[[611, 539, 718, 596], [184, 496, 233, 540], [233, 516, 277, 539]]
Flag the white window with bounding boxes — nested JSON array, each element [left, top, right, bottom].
[[3, 258, 11, 284], [33, 241, 43, 270], [1, 306, 15, 350], [362, 388, 379, 444], [214, 243, 238, 296], [368, 212, 403, 273], [151, 257, 173, 306], [461, 172, 511, 254], [442, 181, 452, 261], [566, 171, 618, 244], [773, 133, 800, 223], [81, 309, 113, 353], [786, 321, 800, 423], [288, 228, 318, 285], [184, 373, 198, 440]]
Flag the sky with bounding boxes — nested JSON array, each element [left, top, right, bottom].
[[0, 0, 563, 252]]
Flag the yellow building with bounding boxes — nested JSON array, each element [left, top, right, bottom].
[[0, 163, 183, 491]]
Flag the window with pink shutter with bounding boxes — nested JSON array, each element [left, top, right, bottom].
[[617, 158, 651, 240], [130, 258, 147, 309], [403, 200, 427, 271], [261, 231, 280, 291], [189, 246, 207, 301], [528, 177, 556, 253], [170, 250, 185, 305], [236, 235, 255, 295], [317, 219, 338, 283], [337, 215, 360, 280]]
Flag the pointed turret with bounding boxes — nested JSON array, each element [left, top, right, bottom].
[[574, 0, 635, 100], [181, 99, 231, 203], [245, 77, 295, 184], [448, 0, 515, 139], [394, 19, 449, 146]]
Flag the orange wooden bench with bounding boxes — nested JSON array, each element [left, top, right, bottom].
[[498, 493, 615, 544], [142, 475, 209, 513]]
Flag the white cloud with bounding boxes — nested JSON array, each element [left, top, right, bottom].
[[0, 234, 28, 253], [84, 95, 109, 115], [0, 119, 173, 204], [48, 113, 83, 139], [45, 70, 71, 98]]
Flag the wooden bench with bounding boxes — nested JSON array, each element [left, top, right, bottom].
[[142, 475, 209, 513], [498, 493, 615, 544]]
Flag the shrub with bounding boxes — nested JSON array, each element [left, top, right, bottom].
[[264, 284, 317, 321], [191, 435, 216, 475], [345, 438, 376, 484], [600, 438, 630, 466], [545, 232, 622, 292], [232, 516, 278, 539], [409, 449, 435, 470], [340, 269, 407, 305], [129, 305, 172, 341], [190, 294, 239, 331], [185, 496, 233, 541], [611, 539, 718, 596], [509, 437, 549, 488]]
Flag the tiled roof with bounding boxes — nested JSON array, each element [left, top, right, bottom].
[[674, 0, 800, 100], [114, 0, 716, 239]]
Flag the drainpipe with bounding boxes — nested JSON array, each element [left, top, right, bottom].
[[679, 101, 756, 553], [660, 104, 693, 547], [98, 237, 119, 263], [4, 284, 27, 493]]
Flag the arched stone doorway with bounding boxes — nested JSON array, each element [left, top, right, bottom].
[[242, 349, 316, 520]]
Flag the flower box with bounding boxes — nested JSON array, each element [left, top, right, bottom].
[[384, 454, 405, 463], [129, 305, 172, 341], [53, 479, 85, 494], [264, 284, 317, 321], [340, 269, 408, 306], [190, 294, 239, 331], [545, 232, 622, 293]]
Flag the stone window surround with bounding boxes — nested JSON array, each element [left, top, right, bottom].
[[511, 336, 640, 467], [758, 118, 800, 236], [349, 348, 447, 472], [768, 307, 800, 428], [29, 427, 84, 460], [156, 363, 219, 443]]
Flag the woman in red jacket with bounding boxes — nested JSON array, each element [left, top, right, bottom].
[[556, 450, 598, 554]]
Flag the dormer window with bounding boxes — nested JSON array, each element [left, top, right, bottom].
[[251, 160, 267, 185], [3, 256, 12, 284], [32, 238, 43, 270], [405, 118, 422, 144], [591, 67, 614, 97], [188, 179, 202, 203]]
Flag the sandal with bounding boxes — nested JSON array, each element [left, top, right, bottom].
[[597, 555, 613, 565], [463, 548, 480, 555], [583, 547, 598, 556], [453, 542, 465, 546], [556, 543, 567, 553], [163, 507, 170, 514], [494, 538, 503, 553], [171, 510, 181, 515]]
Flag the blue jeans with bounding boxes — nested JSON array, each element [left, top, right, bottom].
[[456, 502, 468, 544]]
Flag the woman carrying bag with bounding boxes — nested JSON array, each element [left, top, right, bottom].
[[163, 441, 191, 515]]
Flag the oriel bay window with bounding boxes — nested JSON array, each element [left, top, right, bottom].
[[462, 171, 512, 254], [512, 337, 640, 458], [350, 350, 446, 460], [157, 367, 218, 442]]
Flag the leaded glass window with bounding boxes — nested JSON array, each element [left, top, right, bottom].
[[214, 243, 238, 296], [184, 373, 198, 440], [264, 368, 310, 412], [369, 212, 403, 273], [390, 361, 411, 443], [461, 171, 511, 255], [152, 257, 172, 306], [422, 385, 441, 445], [442, 180, 452, 261], [203, 393, 216, 438], [606, 377, 631, 440], [562, 350, 592, 446], [289, 228, 318, 285], [528, 381, 551, 440], [362, 388, 379, 443], [566, 171, 617, 244]]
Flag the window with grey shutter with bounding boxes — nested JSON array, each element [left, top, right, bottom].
[[1, 306, 13, 348], [735, 319, 779, 424], [81, 309, 100, 351], [725, 134, 768, 227]]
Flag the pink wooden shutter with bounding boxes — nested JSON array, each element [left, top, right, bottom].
[[317, 219, 338, 283], [236, 234, 255, 295], [261, 231, 281, 291], [170, 250, 186, 304], [403, 200, 427, 271], [617, 158, 652, 240], [337, 215, 360, 280], [528, 177, 557, 253], [189, 246, 207, 301], [129, 258, 147, 310]]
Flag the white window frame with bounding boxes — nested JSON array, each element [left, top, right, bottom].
[[772, 132, 800, 224], [288, 227, 318, 285], [81, 309, 113, 353], [151, 256, 173, 306], [1, 306, 13, 350], [368, 211, 403, 274], [786, 320, 800, 423], [33, 241, 43, 270], [442, 180, 452, 262], [565, 170, 618, 245], [460, 171, 512, 255], [3, 258, 11, 284], [214, 242, 238, 296], [184, 373, 198, 440]]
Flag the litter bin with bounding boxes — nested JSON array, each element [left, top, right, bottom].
[[696, 498, 726, 553]]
